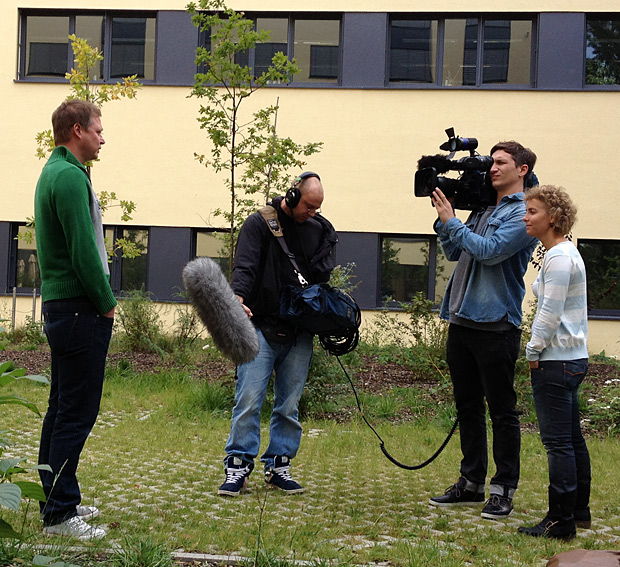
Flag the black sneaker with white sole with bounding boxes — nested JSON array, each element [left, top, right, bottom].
[[481, 495, 513, 519], [218, 456, 254, 496], [264, 456, 304, 494]]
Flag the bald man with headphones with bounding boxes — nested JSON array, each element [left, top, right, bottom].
[[218, 172, 338, 497]]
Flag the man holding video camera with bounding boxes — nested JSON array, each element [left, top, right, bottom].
[[429, 141, 538, 519]]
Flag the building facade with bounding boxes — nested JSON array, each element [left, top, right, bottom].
[[2, 0, 620, 354]]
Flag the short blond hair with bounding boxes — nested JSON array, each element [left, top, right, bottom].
[[52, 99, 101, 146], [525, 184, 577, 236]]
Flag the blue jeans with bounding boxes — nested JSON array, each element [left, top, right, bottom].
[[531, 359, 590, 495], [39, 297, 113, 526], [225, 328, 314, 470], [447, 324, 522, 495]]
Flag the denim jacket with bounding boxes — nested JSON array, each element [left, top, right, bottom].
[[434, 192, 538, 327]]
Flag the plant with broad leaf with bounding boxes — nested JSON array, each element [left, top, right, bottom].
[[0, 362, 51, 539]]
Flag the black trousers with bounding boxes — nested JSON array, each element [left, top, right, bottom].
[[39, 297, 113, 526], [446, 323, 521, 491]]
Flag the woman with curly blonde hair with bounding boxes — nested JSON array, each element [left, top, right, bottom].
[[519, 185, 590, 540]]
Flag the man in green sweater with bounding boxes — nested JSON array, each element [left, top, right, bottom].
[[35, 99, 116, 541]]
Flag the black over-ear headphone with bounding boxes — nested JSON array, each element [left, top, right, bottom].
[[285, 171, 321, 209]]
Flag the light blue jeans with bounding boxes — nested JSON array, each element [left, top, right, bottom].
[[224, 328, 314, 470]]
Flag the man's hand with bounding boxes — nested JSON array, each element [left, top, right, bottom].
[[529, 360, 539, 369], [102, 307, 115, 319], [236, 295, 253, 318], [432, 188, 456, 224]]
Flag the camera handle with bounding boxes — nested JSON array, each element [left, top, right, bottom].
[[335, 356, 458, 470]]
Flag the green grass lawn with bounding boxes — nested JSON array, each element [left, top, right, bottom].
[[3, 364, 620, 567]]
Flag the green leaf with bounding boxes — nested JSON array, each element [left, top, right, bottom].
[[0, 483, 22, 510], [13, 480, 46, 502], [0, 517, 22, 540], [1, 457, 26, 474], [17, 374, 50, 385], [7, 367, 26, 378], [0, 375, 14, 387], [0, 395, 42, 416]]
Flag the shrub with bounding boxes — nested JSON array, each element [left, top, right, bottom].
[[5, 316, 46, 348], [362, 292, 449, 381], [115, 290, 164, 353]]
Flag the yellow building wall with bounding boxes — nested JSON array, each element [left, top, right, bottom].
[[5, 86, 619, 235], [2, 0, 620, 355]]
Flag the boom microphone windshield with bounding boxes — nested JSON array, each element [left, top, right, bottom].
[[182, 257, 259, 365]]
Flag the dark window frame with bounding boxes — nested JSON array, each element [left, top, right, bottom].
[[105, 225, 150, 295], [577, 238, 620, 319], [379, 234, 440, 308], [192, 227, 231, 280], [387, 13, 537, 89], [7, 223, 41, 294], [584, 13, 620, 89], [17, 9, 158, 83], [199, 11, 343, 86]]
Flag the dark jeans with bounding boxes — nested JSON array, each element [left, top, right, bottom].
[[447, 323, 521, 492], [531, 359, 590, 495], [39, 297, 113, 526]]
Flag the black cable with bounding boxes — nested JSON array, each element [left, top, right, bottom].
[[309, 287, 455, 469], [333, 354, 458, 471]]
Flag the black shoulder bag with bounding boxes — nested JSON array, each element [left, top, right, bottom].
[[258, 205, 361, 355]]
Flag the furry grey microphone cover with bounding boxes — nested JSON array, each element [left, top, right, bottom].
[[182, 257, 259, 365]]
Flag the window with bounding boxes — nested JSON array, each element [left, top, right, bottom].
[[13, 226, 41, 290], [19, 11, 156, 81], [205, 14, 341, 84], [294, 19, 340, 82], [390, 20, 437, 82], [194, 230, 230, 279], [577, 240, 620, 316], [389, 16, 534, 86], [586, 16, 620, 85], [255, 18, 288, 77], [380, 236, 454, 305], [105, 227, 149, 294]]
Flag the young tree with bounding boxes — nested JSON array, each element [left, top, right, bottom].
[[30, 34, 141, 259], [187, 0, 322, 276]]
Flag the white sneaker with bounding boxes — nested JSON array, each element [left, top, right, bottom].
[[43, 516, 107, 541], [76, 505, 100, 521]]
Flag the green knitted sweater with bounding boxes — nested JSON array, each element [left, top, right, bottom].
[[34, 146, 117, 314]]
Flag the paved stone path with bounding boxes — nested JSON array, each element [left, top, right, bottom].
[[6, 402, 620, 566]]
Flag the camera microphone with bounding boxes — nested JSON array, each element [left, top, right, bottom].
[[417, 154, 453, 174], [182, 257, 260, 365]]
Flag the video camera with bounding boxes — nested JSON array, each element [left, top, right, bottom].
[[414, 127, 496, 210]]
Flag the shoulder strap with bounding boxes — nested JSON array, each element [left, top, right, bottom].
[[258, 205, 308, 286]]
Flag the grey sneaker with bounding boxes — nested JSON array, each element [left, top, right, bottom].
[[76, 505, 100, 521], [43, 516, 107, 541]]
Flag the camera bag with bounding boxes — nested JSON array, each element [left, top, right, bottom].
[[257, 205, 360, 351]]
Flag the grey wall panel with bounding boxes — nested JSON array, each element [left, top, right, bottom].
[[0, 222, 11, 293], [147, 226, 192, 301], [156, 11, 198, 86], [537, 13, 586, 90], [335, 232, 380, 309], [341, 13, 388, 88]]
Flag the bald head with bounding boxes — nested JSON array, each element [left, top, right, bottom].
[[283, 175, 324, 223]]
